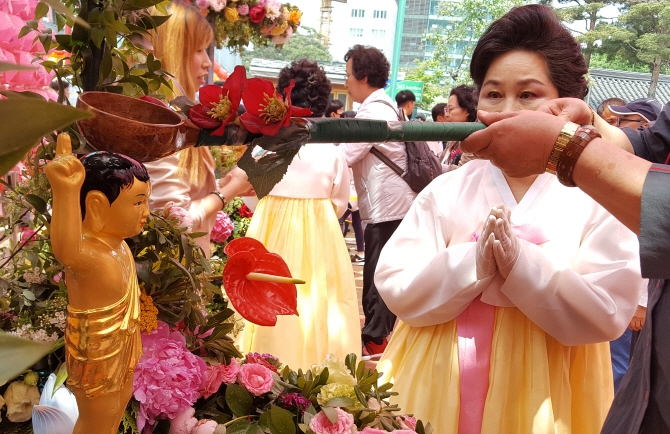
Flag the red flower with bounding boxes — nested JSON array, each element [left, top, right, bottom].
[[223, 237, 299, 326], [187, 65, 247, 136], [249, 5, 266, 23], [240, 78, 312, 135], [245, 356, 279, 374], [139, 95, 169, 108], [239, 203, 253, 218]]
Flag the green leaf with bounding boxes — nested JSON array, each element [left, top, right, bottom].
[[40, 0, 90, 28], [0, 331, 52, 383], [18, 25, 33, 39], [0, 145, 33, 177], [355, 361, 365, 381], [380, 418, 395, 432], [247, 424, 262, 434], [321, 407, 338, 425], [91, 27, 105, 49], [225, 383, 254, 417], [237, 145, 300, 200], [226, 420, 252, 434], [38, 32, 52, 53], [34, 2, 49, 20], [354, 385, 367, 406], [325, 396, 356, 408], [24, 194, 48, 214], [51, 363, 68, 398], [0, 94, 94, 176], [345, 354, 357, 376], [270, 404, 296, 434], [54, 34, 71, 46], [55, 13, 66, 31]]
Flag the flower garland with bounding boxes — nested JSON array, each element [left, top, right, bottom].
[[187, 0, 302, 52]]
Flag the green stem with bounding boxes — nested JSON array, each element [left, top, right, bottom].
[[223, 415, 259, 427]]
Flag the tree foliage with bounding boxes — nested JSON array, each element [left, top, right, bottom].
[[587, 0, 670, 97], [539, 0, 623, 67], [403, 0, 528, 110], [242, 26, 331, 70]]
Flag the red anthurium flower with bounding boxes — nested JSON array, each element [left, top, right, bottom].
[[240, 78, 312, 136], [187, 65, 248, 136], [139, 95, 169, 108], [223, 237, 299, 326]]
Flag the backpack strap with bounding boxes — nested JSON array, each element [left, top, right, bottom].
[[369, 146, 404, 177]]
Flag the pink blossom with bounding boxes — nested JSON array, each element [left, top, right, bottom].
[[237, 363, 274, 396], [169, 407, 198, 434], [309, 408, 356, 434], [392, 431, 418, 434], [164, 201, 193, 229], [200, 359, 240, 398], [208, 0, 226, 12], [238, 4, 249, 15], [210, 211, 234, 243], [396, 416, 417, 430], [133, 322, 208, 432], [195, 0, 209, 9], [271, 26, 294, 45], [193, 420, 218, 434], [359, 429, 385, 434]]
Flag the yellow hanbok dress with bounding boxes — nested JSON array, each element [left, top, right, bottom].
[[375, 161, 645, 434], [236, 144, 362, 370]]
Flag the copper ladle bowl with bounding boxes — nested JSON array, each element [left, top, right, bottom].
[[76, 91, 200, 162]]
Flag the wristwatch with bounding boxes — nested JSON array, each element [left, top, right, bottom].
[[210, 191, 226, 210], [546, 121, 579, 175]]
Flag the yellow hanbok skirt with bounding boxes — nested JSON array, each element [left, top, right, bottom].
[[236, 196, 362, 370], [378, 306, 614, 434]]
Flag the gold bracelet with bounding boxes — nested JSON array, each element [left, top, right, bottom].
[[546, 121, 579, 174]]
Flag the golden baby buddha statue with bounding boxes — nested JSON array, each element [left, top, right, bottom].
[[45, 133, 151, 434]]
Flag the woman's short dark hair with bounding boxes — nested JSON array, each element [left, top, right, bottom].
[[341, 110, 357, 118], [470, 4, 588, 100], [450, 85, 479, 122], [344, 45, 390, 89], [325, 99, 344, 117], [277, 59, 332, 117], [395, 90, 416, 107], [80, 152, 149, 220]]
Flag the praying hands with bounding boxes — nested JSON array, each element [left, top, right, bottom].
[[475, 205, 521, 280]]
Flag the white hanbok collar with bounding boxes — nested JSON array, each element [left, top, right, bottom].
[[488, 163, 553, 219]]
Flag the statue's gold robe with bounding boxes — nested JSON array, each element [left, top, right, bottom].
[[65, 257, 142, 397]]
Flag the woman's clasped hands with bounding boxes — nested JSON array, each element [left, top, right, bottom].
[[476, 205, 521, 280]]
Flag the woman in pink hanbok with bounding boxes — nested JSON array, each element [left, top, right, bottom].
[[375, 5, 645, 434]]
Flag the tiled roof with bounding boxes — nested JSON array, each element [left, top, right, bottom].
[[587, 68, 670, 109], [249, 58, 347, 84]]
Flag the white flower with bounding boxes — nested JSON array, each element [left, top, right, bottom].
[[23, 267, 44, 284], [265, 1, 281, 19], [4, 381, 40, 422], [311, 354, 356, 386], [209, 0, 226, 12]]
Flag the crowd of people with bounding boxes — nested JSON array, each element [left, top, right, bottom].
[[9, 1, 670, 433]]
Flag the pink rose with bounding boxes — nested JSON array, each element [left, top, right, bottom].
[[201, 359, 240, 398], [309, 408, 356, 434], [208, 0, 226, 12], [396, 416, 417, 430], [271, 26, 294, 45], [392, 431, 418, 434], [359, 428, 386, 434], [249, 5, 266, 23], [193, 420, 218, 434], [195, 0, 209, 9], [237, 363, 274, 396], [169, 407, 197, 434], [238, 4, 249, 15]]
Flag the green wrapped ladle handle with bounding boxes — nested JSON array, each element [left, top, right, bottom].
[[305, 118, 487, 144]]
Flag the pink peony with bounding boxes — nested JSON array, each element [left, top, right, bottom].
[[271, 26, 294, 45], [195, 0, 209, 9], [210, 211, 234, 243], [396, 416, 417, 430], [193, 420, 218, 434], [309, 408, 356, 434], [359, 428, 386, 434], [237, 363, 274, 396], [169, 407, 198, 434], [133, 322, 208, 432], [200, 359, 240, 398], [237, 4, 249, 15], [164, 201, 194, 229]]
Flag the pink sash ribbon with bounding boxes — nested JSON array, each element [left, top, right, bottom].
[[457, 225, 548, 434]]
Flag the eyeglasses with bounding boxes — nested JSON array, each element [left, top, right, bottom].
[[444, 106, 460, 115], [617, 118, 648, 126]]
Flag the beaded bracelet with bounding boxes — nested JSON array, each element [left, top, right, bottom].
[[556, 125, 601, 187], [210, 191, 226, 210]]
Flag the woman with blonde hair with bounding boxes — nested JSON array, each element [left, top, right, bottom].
[[144, 3, 248, 255]]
